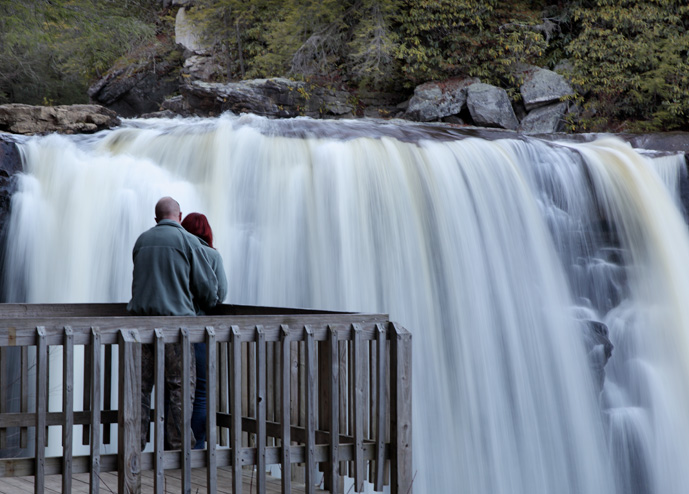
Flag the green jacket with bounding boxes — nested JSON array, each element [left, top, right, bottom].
[[127, 220, 219, 316], [199, 239, 228, 307]]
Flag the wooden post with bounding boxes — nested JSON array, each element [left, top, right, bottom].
[[181, 328, 192, 494], [35, 327, 47, 494], [353, 324, 364, 492], [206, 327, 218, 493], [62, 326, 74, 494], [304, 326, 316, 494], [390, 323, 412, 494], [280, 325, 292, 494], [328, 326, 340, 494], [256, 325, 267, 493], [118, 329, 141, 494], [154, 329, 165, 494], [374, 324, 386, 491], [90, 328, 102, 494], [230, 325, 242, 494]]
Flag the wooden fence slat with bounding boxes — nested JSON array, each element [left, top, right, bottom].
[[34, 326, 47, 494], [374, 324, 386, 491], [329, 327, 340, 494], [89, 328, 101, 494], [62, 326, 74, 494], [205, 327, 218, 493], [305, 326, 316, 494], [339, 336, 348, 479], [280, 325, 292, 494], [390, 323, 412, 494], [0, 347, 7, 450], [353, 324, 364, 492], [231, 325, 242, 494], [20, 346, 29, 449], [181, 327, 192, 494], [118, 329, 141, 494], [257, 325, 267, 494], [154, 329, 165, 494], [219, 341, 229, 447]]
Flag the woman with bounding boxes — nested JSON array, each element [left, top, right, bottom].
[[181, 212, 228, 449]]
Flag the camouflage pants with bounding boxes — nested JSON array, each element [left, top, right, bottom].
[[141, 343, 196, 450]]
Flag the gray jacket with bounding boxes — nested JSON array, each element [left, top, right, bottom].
[[199, 239, 228, 307], [127, 220, 219, 316]]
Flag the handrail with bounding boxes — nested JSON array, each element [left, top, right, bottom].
[[0, 304, 412, 494]]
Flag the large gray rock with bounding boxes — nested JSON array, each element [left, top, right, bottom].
[[88, 50, 182, 117], [182, 78, 355, 118], [519, 102, 568, 134], [175, 7, 210, 54], [466, 83, 519, 130], [0, 104, 120, 135], [405, 78, 479, 122], [520, 67, 574, 111]]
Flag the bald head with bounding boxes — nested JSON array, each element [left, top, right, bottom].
[[155, 196, 182, 223]]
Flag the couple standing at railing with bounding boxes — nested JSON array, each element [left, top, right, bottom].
[[126, 196, 228, 451]]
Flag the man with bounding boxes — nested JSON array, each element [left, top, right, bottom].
[[127, 196, 220, 450]]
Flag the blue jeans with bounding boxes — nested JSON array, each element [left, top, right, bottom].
[[192, 343, 207, 449]]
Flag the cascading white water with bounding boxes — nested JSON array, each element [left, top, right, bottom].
[[4, 114, 689, 494]]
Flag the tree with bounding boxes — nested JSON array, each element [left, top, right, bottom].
[[0, 0, 158, 105], [566, 0, 689, 131]]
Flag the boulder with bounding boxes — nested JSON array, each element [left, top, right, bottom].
[[175, 7, 210, 54], [519, 102, 568, 134], [88, 50, 182, 117], [183, 55, 223, 82], [181, 78, 355, 118], [466, 83, 519, 130], [520, 67, 574, 111], [405, 78, 479, 122], [0, 104, 120, 135], [0, 134, 25, 277]]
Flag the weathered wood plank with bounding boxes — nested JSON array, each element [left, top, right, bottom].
[[20, 346, 28, 449], [89, 328, 102, 494], [118, 329, 141, 494], [34, 327, 47, 494], [353, 324, 364, 492], [0, 313, 390, 346], [181, 328, 192, 494], [304, 326, 315, 494], [280, 325, 291, 494], [154, 329, 165, 494], [206, 327, 218, 494], [390, 323, 412, 494], [62, 326, 74, 494], [219, 341, 230, 447], [329, 327, 340, 494], [256, 325, 267, 494], [230, 325, 242, 494], [374, 324, 386, 491]]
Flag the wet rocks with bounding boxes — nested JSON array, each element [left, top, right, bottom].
[[0, 104, 120, 135]]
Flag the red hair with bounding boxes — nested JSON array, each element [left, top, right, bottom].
[[182, 212, 214, 248]]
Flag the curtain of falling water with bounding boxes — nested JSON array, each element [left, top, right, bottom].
[[4, 114, 689, 494]]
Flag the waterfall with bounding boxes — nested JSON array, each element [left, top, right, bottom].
[[4, 114, 689, 494]]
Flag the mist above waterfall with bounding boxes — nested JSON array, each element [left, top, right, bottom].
[[5, 114, 689, 494]]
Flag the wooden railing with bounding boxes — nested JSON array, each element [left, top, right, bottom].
[[0, 303, 412, 494]]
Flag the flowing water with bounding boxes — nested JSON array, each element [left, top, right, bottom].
[[4, 114, 689, 493]]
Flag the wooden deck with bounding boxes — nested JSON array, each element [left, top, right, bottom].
[[0, 467, 321, 494], [0, 303, 412, 493]]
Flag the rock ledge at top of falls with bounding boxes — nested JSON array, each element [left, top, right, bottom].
[[0, 104, 121, 135], [175, 79, 359, 119]]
